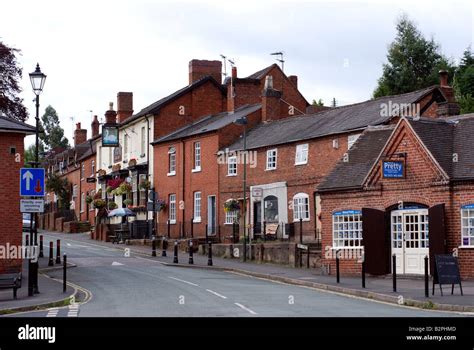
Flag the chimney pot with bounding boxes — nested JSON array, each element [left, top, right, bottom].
[[76, 122, 81, 130], [109, 102, 114, 110], [439, 70, 449, 87], [232, 66, 237, 79], [91, 115, 100, 138]]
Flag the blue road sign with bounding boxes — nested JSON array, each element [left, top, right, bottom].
[[20, 168, 45, 197]]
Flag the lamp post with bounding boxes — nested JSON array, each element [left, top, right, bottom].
[[29, 63, 47, 295], [234, 116, 248, 262]]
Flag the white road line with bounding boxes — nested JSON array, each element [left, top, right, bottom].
[[205, 289, 227, 299], [46, 309, 58, 317], [168, 276, 199, 287], [234, 303, 257, 315]]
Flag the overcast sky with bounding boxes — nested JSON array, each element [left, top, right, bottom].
[[1, 0, 473, 147]]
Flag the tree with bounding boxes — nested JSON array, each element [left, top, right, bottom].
[[46, 173, 71, 211], [373, 15, 455, 98], [0, 40, 27, 121], [24, 145, 36, 167], [453, 47, 474, 114], [40, 105, 70, 152], [312, 99, 324, 106]]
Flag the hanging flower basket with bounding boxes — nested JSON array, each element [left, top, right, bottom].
[[112, 163, 121, 172], [85, 195, 93, 204], [156, 199, 167, 212], [93, 199, 106, 209], [108, 201, 118, 210], [139, 179, 151, 190], [123, 199, 133, 206], [97, 169, 107, 177], [224, 199, 240, 212], [128, 158, 137, 167]]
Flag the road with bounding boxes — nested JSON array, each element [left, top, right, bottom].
[[8, 233, 461, 317]]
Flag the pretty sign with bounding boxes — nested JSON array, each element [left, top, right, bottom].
[[382, 161, 404, 178]]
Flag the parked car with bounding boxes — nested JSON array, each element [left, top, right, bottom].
[[22, 213, 32, 231]]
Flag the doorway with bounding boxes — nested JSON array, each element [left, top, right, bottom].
[[391, 209, 429, 275], [207, 195, 216, 235]]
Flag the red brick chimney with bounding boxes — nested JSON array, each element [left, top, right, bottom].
[[189, 59, 222, 84], [439, 70, 449, 87], [91, 115, 100, 138], [74, 122, 87, 146], [261, 76, 282, 122], [104, 102, 117, 124], [437, 70, 460, 117], [288, 75, 298, 88], [117, 92, 133, 123]]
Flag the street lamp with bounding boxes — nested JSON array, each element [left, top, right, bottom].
[[234, 116, 248, 262], [29, 63, 46, 296]]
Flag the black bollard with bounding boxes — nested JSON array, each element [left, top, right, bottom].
[[25, 234, 29, 247], [336, 250, 340, 284], [152, 236, 157, 257], [48, 241, 54, 267], [208, 242, 213, 266], [162, 237, 167, 257], [392, 254, 397, 292], [39, 235, 44, 258], [361, 259, 366, 288], [55, 240, 61, 264], [173, 241, 178, 263], [188, 241, 194, 264], [63, 254, 67, 293], [424, 255, 429, 298], [167, 220, 170, 238]]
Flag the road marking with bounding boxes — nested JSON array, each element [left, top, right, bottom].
[[234, 303, 257, 315], [111, 261, 124, 266], [46, 309, 59, 317], [66, 243, 72, 247], [168, 276, 199, 287], [205, 289, 227, 299]]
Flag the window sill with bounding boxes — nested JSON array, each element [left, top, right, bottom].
[[227, 174, 237, 177], [191, 168, 201, 173], [193, 218, 202, 223], [458, 246, 474, 249], [265, 168, 277, 171], [167, 172, 176, 177], [331, 246, 364, 250], [293, 218, 310, 222], [295, 162, 308, 166], [169, 220, 176, 225]]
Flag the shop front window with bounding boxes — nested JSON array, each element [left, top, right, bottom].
[[461, 205, 474, 247], [332, 210, 363, 248], [264, 195, 279, 223]]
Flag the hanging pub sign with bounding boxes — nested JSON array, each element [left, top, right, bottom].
[[382, 160, 405, 178], [102, 124, 119, 147]]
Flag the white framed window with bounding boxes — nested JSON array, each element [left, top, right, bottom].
[[293, 193, 310, 221], [123, 134, 128, 160], [80, 163, 85, 180], [266, 149, 277, 170], [332, 210, 363, 248], [295, 144, 309, 165], [91, 160, 95, 177], [141, 126, 146, 156], [348, 134, 361, 150], [193, 142, 201, 171], [168, 147, 176, 176], [193, 192, 201, 222], [169, 194, 176, 224], [461, 205, 474, 247], [89, 190, 95, 211], [227, 156, 237, 176], [225, 210, 239, 224], [72, 185, 78, 199], [80, 192, 85, 213]]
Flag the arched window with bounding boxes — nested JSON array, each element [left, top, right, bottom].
[[293, 193, 309, 221], [264, 195, 279, 222]]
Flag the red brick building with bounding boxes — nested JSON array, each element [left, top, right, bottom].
[[317, 115, 474, 279], [0, 116, 35, 274], [220, 81, 458, 243]]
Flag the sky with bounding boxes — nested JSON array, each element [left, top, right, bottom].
[[1, 0, 473, 147]]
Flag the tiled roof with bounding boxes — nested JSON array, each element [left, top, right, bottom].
[[246, 64, 278, 79], [226, 86, 439, 151], [0, 116, 36, 134], [152, 104, 262, 144]]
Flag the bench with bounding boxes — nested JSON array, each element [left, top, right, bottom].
[[0, 273, 22, 299]]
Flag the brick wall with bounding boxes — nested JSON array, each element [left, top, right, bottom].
[[0, 133, 25, 273], [79, 155, 96, 225]]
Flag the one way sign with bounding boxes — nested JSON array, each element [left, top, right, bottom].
[[20, 168, 45, 197]]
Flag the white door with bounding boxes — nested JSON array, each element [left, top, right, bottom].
[[391, 209, 429, 275]]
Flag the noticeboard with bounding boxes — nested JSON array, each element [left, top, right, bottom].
[[433, 254, 463, 296]]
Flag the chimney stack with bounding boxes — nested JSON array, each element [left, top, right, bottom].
[[104, 102, 117, 124], [91, 115, 100, 138], [231, 66, 237, 79], [288, 75, 298, 88], [439, 70, 449, 87], [189, 59, 222, 84], [117, 92, 133, 123], [74, 122, 87, 146], [261, 75, 282, 122]]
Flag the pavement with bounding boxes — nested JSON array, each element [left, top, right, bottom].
[[0, 257, 76, 315], [2, 229, 471, 317]]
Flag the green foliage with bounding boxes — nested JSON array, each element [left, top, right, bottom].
[[108, 202, 118, 210], [0, 40, 27, 121], [311, 99, 324, 107], [40, 105, 70, 152], [45, 173, 70, 210], [123, 199, 132, 206], [373, 14, 455, 98]]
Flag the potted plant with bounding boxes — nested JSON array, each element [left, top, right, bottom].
[[128, 158, 137, 167], [108, 201, 118, 210], [112, 163, 121, 172], [123, 199, 133, 207], [224, 199, 240, 212], [85, 195, 93, 205], [97, 169, 106, 177], [118, 182, 132, 194], [93, 199, 106, 209]]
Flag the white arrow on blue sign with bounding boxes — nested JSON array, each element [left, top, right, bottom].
[[20, 168, 45, 197]]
